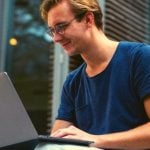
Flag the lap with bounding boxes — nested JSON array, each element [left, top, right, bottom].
[[35, 143, 101, 150]]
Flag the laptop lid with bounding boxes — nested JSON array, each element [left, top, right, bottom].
[[0, 72, 38, 148], [0, 72, 94, 148]]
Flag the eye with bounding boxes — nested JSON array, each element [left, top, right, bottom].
[[56, 23, 69, 32], [56, 25, 64, 31]]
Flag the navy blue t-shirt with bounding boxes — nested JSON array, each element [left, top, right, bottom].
[[57, 41, 150, 134]]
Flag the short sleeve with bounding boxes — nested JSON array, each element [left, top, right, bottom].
[[132, 44, 150, 100], [56, 75, 76, 123]]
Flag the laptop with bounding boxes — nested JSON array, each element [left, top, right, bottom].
[[0, 72, 93, 149]]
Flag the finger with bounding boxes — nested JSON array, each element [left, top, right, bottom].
[[63, 135, 80, 140], [51, 130, 67, 137], [51, 128, 76, 138], [50, 129, 61, 137], [51, 125, 76, 136]]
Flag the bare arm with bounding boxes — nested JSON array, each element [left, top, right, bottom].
[[50, 119, 73, 135], [94, 122, 150, 150], [51, 97, 150, 149], [92, 97, 150, 149]]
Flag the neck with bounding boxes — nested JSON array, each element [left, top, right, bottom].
[[81, 30, 119, 77]]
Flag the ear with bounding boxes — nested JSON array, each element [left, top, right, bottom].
[[85, 12, 94, 28]]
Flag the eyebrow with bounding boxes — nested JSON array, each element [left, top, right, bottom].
[[48, 21, 68, 29]]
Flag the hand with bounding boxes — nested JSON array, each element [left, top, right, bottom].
[[51, 125, 97, 142]]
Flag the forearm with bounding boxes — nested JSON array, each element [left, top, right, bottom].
[[94, 122, 150, 150]]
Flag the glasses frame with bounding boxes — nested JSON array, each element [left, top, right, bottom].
[[47, 18, 76, 38]]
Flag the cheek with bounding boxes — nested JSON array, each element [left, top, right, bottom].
[[70, 24, 86, 36], [65, 26, 87, 44]]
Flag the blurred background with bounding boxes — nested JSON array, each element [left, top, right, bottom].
[[0, 0, 150, 135]]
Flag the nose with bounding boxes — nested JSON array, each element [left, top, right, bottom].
[[52, 33, 63, 43]]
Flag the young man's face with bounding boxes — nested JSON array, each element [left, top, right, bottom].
[[47, 1, 89, 56]]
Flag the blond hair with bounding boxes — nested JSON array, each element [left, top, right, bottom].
[[40, 0, 103, 29]]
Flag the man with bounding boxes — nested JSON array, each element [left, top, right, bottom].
[[40, 0, 150, 149]]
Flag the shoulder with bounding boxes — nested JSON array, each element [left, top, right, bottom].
[[119, 41, 150, 53], [127, 42, 150, 62], [126, 42, 150, 78], [118, 41, 150, 60]]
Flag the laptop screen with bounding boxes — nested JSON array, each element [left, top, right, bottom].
[[0, 72, 38, 148], [0, 72, 95, 149]]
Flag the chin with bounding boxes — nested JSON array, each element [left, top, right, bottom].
[[64, 48, 77, 56], [65, 51, 74, 56], [66, 50, 79, 56]]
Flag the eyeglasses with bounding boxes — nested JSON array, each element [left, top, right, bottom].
[[47, 18, 76, 38]]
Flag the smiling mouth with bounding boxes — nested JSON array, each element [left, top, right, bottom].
[[62, 41, 71, 48]]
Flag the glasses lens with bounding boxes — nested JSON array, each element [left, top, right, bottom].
[[47, 18, 75, 38], [55, 24, 67, 34]]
